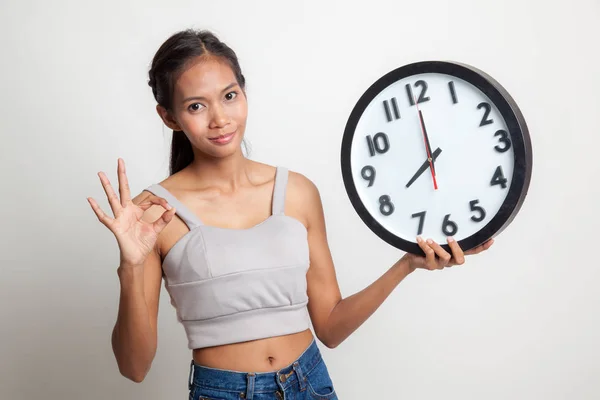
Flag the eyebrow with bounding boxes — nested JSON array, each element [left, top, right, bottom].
[[181, 82, 239, 103]]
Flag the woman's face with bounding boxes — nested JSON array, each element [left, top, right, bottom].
[[159, 56, 248, 158]]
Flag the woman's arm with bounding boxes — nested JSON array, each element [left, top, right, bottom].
[[89, 159, 175, 382], [111, 202, 164, 382], [292, 173, 412, 349], [295, 173, 490, 349]]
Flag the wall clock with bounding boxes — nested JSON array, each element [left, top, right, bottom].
[[340, 61, 532, 256]]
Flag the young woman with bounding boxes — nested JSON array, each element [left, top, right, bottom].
[[87, 29, 493, 400]]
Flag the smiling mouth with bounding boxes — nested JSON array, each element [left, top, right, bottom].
[[209, 131, 236, 140], [208, 130, 237, 145]]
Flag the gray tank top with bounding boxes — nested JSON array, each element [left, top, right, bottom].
[[143, 167, 310, 349]]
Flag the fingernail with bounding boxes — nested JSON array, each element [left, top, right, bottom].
[[166, 203, 172, 210], [416, 236, 422, 242], [426, 238, 433, 244], [448, 236, 455, 242]]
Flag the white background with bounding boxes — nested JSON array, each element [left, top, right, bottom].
[[1, 0, 599, 399]]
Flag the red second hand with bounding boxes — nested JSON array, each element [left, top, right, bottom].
[[415, 97, 438, 190]]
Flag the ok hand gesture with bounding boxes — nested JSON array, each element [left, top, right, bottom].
[[87, 159, 176, 267]]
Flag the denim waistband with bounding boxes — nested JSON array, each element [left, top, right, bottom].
[[188, 338, 321, 394]]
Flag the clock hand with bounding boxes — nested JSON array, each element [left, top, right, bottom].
[[415, 99, 438, 190], [418, 110, 436, 176], [406, 147, 442, 188]]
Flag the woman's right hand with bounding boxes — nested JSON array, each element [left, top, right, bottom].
[[87, 158, 176, 267]]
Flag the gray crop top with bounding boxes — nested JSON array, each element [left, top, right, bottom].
[[143, 167, 311, 349]]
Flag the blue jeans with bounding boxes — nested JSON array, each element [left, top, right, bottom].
[[188, 339, 338, 399]]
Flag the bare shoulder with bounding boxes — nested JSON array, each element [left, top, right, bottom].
[[287, 170, 320, 199], [248, 163, 320, 209], [286, 170, 323, 227]]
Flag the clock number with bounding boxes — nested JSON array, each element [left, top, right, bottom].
[[361, 165, 376, 187], [477, 102, 494, 127], [379, 195, 395, 216], [411, 211, 426, 235], [490, 166, 508, 189], [406, 80, 430, 106], [442, 214, 458, 236], [366, 132, 390, 157], [469, 199, 487, 222], [448, 81, 458, 104], [494, 129, 512, 153], [383, 97, 401, 122]]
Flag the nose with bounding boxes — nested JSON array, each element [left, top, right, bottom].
[[209, 103, 230, 128]]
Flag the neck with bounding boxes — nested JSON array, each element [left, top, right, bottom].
[[186, 147, 252, 193]]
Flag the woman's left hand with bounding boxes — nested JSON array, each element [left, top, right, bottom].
[[401, 236, 495, 273]]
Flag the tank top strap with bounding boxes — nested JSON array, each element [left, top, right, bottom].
[[143, 184, 203, 230], [271, 166, 289, 216]]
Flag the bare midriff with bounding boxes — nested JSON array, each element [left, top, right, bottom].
[[192, 329, 315, 372]]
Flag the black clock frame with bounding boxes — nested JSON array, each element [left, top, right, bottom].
[[340, 61, 532, 255]]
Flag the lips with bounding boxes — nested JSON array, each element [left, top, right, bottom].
[[208, 130, 236, 144]]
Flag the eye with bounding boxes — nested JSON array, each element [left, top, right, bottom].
[[188, 103, 204, 112], [225, 91, 238, 101]]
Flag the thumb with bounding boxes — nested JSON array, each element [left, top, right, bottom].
[[152, 207, 177, 233]]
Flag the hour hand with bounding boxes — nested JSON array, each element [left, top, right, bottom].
[[405, 147, 442, 188]]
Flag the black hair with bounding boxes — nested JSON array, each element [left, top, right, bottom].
[[147, 29, 247, 175]]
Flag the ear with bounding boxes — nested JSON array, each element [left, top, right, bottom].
[[156, 105, 183, 131]]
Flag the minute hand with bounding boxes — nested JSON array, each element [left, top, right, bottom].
[[405, 147, 443, 188], [418, 109, 436, 177]]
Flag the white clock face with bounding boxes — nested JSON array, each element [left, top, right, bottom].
[[349, 72, 515, 244]]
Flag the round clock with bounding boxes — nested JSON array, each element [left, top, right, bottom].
[[340, 61, 532, 256]]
